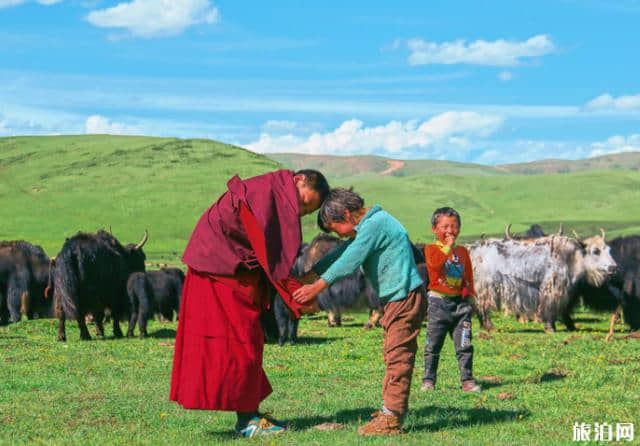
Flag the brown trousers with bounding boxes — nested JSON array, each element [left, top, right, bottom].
[[380, 286, 426, 416]]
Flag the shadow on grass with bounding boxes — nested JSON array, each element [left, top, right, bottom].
[[264, 336, 341, 346], [573, 317, 602, 323], [499, 327, 597, 334], [149, 328, 177, 339], [408, 405, 530, 433], [286, 405, 529, 432], [477, 380, 504, 390], [334, 322, 371, 328], [538, 372, 568, 383]]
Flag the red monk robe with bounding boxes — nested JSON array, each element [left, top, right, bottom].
[[170, 170, 305, 411]]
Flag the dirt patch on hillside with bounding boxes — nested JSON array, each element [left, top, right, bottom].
[[379, 160, 405, 175]]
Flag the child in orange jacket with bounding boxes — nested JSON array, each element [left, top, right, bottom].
[[422, 207, 481, 392]]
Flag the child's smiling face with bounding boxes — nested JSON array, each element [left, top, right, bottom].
[[432, 215, 460, 245]]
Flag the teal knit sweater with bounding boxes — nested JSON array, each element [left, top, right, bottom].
[[312, 205, 423, 305]]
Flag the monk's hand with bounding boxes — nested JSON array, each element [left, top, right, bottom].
[[293, 279, 328, 304]]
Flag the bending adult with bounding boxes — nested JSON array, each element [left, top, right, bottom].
[[170, 169, 329, 438]]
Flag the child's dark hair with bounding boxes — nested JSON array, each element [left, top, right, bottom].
[[295, 169, 330, 203], [431, 207, 461, 227], [317, 187, 364, 233]]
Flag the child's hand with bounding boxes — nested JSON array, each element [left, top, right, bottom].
[[293, 279, 328, 304], [444, 234, 456, 247]]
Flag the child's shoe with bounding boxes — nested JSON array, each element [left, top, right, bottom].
[[357, 412, 402, 436], [235, 414, 287, 438], [420, 379, 435, 391], [461, 380, 482, 392]]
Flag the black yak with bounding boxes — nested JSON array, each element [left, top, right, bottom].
[[0, 240, 54, 324], [126, 267, 185, 338], [54, 229, 148, 341]]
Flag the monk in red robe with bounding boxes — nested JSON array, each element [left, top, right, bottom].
[[170, 169, 329, 438]]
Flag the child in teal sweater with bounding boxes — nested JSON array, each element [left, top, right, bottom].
[[293, 188, 425, 436]]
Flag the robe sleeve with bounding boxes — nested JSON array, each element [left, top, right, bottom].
[[238, 201, 304, 318]]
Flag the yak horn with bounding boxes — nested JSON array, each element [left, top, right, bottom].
[[135, 229, 148, 250], [600, 228, 606, 240], [505, 224, 513, 240], [572, 229, 581, 240], [109, 226, 113, 235], [557, 223, 564, 236]]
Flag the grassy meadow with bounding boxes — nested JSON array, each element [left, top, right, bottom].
[[1, 135, 640, 444], [1, 311, 638, 445], [2, 135, 640, 264]]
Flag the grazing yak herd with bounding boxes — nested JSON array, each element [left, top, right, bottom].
[[1, 230, 184, 340], [1, 224, 639, 342]]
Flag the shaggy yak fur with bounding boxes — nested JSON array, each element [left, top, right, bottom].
[[469, 231, 617, 332], [54, 230, 147, 341]]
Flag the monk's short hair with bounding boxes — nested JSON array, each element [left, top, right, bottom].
[[431, 207, 461, 227], [318, 188, 364, 233], [295, 169, 330, 203]]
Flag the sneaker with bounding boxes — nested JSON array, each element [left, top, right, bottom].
[[357, 412, 402, 436], [420, 380, 435, 391], [235, 415, 287, 438], [461, 380, 482, 392]]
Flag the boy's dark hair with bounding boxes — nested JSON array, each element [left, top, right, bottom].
[[431, 207, 461, 227], [295, 169, 330, 203], [317, 188, 364, 233]]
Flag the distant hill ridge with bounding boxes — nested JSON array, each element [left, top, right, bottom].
[[268, 151, 640, 178], [2, 135, 640, 263]]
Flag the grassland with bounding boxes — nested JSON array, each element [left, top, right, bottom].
[[1, 135, 640, 445], [2, 135, 640, 264], [1, 311, 638, 445]]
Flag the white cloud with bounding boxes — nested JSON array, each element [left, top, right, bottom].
[[405, 34, 555, 67], [585, 93, 640, 111], [0, 0, 61, 7], [86, 0, 220, 38], [587, 134, 640, 157], [246, 112, 504, 156], [476, 135, 640, 165], [85, 115, 138, 134], [498, 71, 513, 81]]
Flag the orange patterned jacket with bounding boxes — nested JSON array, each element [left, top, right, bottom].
[[424, 241, 476, 298]]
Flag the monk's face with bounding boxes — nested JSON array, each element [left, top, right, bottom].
[[294, 176, 322, 216]]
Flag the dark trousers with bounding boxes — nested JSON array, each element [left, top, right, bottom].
[[423, 293, 474, 383]]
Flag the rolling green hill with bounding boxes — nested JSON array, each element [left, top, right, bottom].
[[497, 152, 640, 175], [2, 135, 639, 265], [269, 153, 505, 178], [0, 135, 279, 264]]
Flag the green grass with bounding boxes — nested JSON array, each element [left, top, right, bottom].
[[1, 310, 638, 445], [0, 135, 280, 265], [341, 169, 640, 243], [1, 135, 640, 444], [2, 135, 640, 266]]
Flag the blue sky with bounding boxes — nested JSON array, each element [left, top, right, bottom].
[[1, 0, 639, 164]]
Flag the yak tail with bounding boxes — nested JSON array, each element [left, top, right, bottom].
[[45, 257, 55, 299], [55, 250, 81, 320]]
